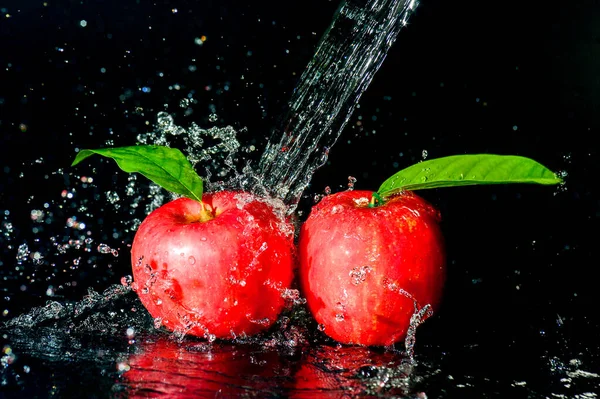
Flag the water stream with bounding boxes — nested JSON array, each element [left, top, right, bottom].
[[258, 0, 418, 209]]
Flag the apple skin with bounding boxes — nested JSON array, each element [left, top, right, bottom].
[[299, 190, 445, 346], [130, 191, 295, 340]]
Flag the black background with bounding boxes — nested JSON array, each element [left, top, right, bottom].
[[1, 0, 598, 382]]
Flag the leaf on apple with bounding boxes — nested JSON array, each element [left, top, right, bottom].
[[377, 154, 563, 199], [71, 145, 204, 202]]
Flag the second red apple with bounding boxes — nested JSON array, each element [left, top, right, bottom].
[[299, 190, 446, 346]]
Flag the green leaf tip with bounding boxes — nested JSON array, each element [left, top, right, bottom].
[[377, 154, 563, 198], [71, 145, 204, 202]]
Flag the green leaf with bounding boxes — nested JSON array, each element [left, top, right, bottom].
[[377, 154, 563, 197], [72, 145, 203, 202]]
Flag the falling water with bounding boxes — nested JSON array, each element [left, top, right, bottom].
[[258, 0, 419, 209]]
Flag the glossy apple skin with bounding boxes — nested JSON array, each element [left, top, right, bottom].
[[299, 190, 445, 346], [130, 191, 295, 339]]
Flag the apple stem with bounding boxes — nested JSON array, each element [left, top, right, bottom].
[[197, 202, 215, 223], [369, 192, 384, 208]]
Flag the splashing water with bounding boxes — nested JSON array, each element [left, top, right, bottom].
[[2, 0, 426, 351], [258, 0, 419, 209], [0, 1, 435, 395]]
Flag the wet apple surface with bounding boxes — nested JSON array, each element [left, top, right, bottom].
[[299, 190, 446, 346], [130, 191, 295, 339]]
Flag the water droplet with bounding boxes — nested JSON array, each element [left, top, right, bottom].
[[16, 243, 29, 263], [420, 176, 428, 182], [188, 256, 196, 265], [317, 324, 326, 331], [153, 317, 162, 329], [347, 176, 357, 190], [335, 313, 345, 321], [331, 205, 342, 214], [97, 244, 112, 254], [116, 362, 130, 372], [106, 191, 120, 204], [120, 275, 133, 287], [349, 265, 372, 285]]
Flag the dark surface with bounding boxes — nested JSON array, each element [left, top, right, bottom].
[[1, 0, 599, 397]]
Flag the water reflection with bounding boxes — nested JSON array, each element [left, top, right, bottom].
[[291, 345, 418, 398], [117, 335, 419, 398], [120, 336, 291, 397]]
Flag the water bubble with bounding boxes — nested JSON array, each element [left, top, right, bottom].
[[116, 362, 130, 372], [106, 191, 120, 204], [280, 288, 307, 305], [179, 98, 190, 108], [97, 244, 112, 254], [347, 176, 357, 190], [188, 256, 196, 265], [120, 275, 133, 287], [422, 149, 428, 159], [349, 265, 372, 285], [30, 209, 45, 222], [208, 113, 218, 122], [317, 324, 326, 332], [16, 243, 30, 263], [153, 317, 162, 329], [335, 314, 345, 321], [331, 205, 342, 214]]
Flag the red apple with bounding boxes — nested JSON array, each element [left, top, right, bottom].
[[299, 190, 445, 346], [130, 191, 295, 340]]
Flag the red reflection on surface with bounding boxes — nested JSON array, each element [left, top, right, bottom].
[[291, 344, 408, 398], [121, 336, 291, 398]]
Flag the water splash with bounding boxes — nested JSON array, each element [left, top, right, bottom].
[[258, 0, 420, 210]]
